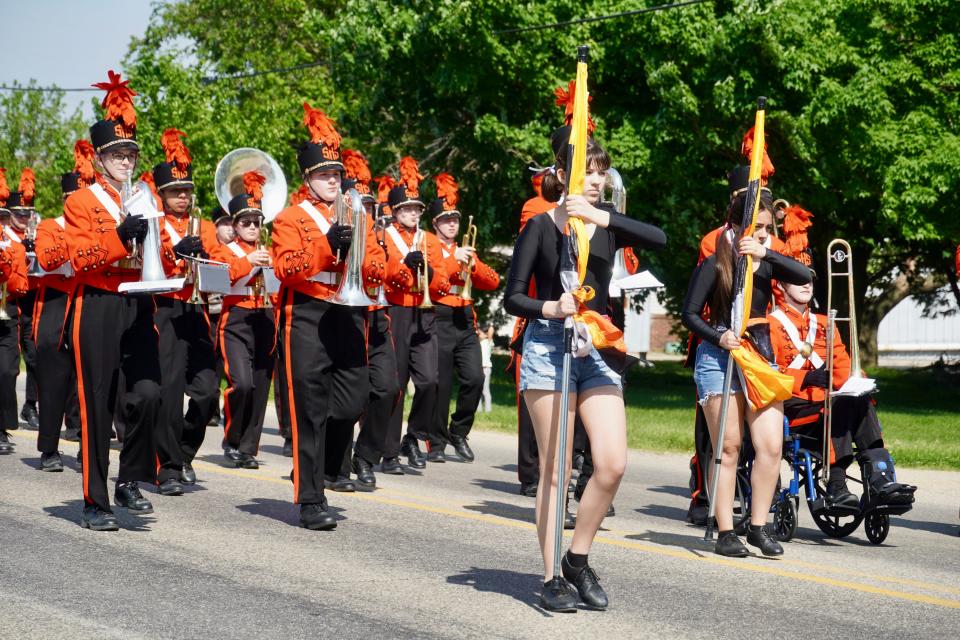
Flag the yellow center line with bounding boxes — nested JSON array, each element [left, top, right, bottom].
[[12, 433, 960, 609]]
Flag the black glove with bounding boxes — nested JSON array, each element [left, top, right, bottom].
[[173, 235, 204, 258], [116, 214, 147, 245], [403, 251, 424, 271], [326, 223, 353, 255], [22, 238, 35, 253], [801, 366, 829, 390]]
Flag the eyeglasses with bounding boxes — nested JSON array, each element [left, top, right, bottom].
[[236, 219, 262, 228], [755, 224, 776, 234], [107, 151, 138, 164]]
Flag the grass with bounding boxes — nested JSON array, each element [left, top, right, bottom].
[[452, 355, 960, 471]]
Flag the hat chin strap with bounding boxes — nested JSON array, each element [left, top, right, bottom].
[[99, 155, 135, 186]]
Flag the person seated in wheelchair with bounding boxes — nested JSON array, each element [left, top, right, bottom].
[[768, 279, 916, 511]]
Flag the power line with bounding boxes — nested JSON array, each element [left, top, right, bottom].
[[494, 0, 710, 35]]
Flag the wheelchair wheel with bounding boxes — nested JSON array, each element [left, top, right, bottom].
[[809, 504, 862, 539], [772, 497, 798, 542], [864, 511, 890, 545]]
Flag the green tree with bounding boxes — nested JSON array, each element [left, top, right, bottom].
[[0, 82, 86, 217]]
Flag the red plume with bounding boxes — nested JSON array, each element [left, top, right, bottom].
[[0, 168, 10, 205], [782, 205, 814, 265], [73, 140, 96, 183], [243, 171, 265, 201], [19, 168, 36, 206], [741, 127, 775, 185], [342, 149, 372, 182], [554, 80, 596, 134], [375, 175, 395, 204], [139, 171, 158, 199], [92, 70, 137, 129], [399, 156, 423, 197], [161, 128, 192, 169], [434, 173, 459, 210], [290, 183, 310, 206], [302, 102, 341, 149]]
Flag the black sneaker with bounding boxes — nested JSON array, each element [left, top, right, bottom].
[[299, 502, 337, 531], [539, 577, 578, 613], [20, 403, 39, 430], [158, 478, 184, 496], [351, 456, 376, 490], [40, 452, 64, 472], [449, 434, 475, 462], [282, 438, 293, 458], [180, 463, 197, 485], [715, 531, 750, 557], [400, 439, 426, 469], [81, 505, 119, 531], [746, 525, 784, 556], [0, 430, 14, 454], [114, 482, 154, 515], [561, 552, 608, 610], [380, 457, 404, 475]]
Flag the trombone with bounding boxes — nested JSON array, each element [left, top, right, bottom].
[[186, 197, 204, 304], [458, 215, 477, 301], [411, 228, 433, 309]]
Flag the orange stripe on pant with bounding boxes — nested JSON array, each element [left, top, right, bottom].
[[282, 288, 301, 502], [70, 286, 92, 505], [218, 307, 234, 442]]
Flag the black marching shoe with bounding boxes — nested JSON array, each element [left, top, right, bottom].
[[351, 456, 376, 490], [40, 452, 64, 472], [0, 430, 14, 454], [561, 552, 609, 610], [449, 434, 475, 462], [158, 478, 184, 496], [564, 509, 576, 530], [746, 525, 784, 556], [380, 457, 405, 475], [207, 410, 221, 427], [714, 531, 750, 557], [300, 502, 337, 531], [540, 577, 579, 613], [426, 447, 446, 463], [224, 447, 242, 464], [114, 482, 154, 515], [325, 475, 356, 492], [76, 447, 83, 468], [180, 463, 197, 485], [519, 482, 538, 498], [62, 428, 81, 443], [81, 505, 119, 531], [282, 438, 293, 458], [400, 439, 426, 469], [20, 403, 39, 431], [236, 453, 259, 469], [825, 483, 860, 511]]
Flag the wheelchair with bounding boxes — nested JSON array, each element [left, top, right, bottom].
[[732, 417, 915, 545]]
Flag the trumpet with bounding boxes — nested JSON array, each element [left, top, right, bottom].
[[250, 225, 271, 305], [459, 215, 477, 301], [411, 229, 433, 309], [26, 210, 42, 277], [187, 197, 204, 305]]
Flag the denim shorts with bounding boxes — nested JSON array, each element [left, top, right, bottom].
[[519, 319, 621, 393], [693, 339, 778, 404]]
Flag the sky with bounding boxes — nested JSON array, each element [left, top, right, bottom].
[[0, 1, 157, 118]]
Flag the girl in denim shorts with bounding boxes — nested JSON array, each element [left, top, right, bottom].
[[681, 171, 811, 558], [504, 134, 665, 612]]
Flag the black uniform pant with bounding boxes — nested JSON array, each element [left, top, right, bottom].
[[19, 288, 37, 406], [208, 310, 223, 420], [220, 305, 275, 456], [281, 292, 368, 503], [155, 297, 218, 481], [35, 287, 80, 453], [433, 304, 484, 448], [274, 352, 291, 440], [72, 286, 161, 512], [386, 305, 438, 456], [354, 307, 399, 466], [786, 396, 885, 468], [0, 300, 21, 431]]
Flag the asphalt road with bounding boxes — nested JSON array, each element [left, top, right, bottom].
[[1, 399, 958, 639]]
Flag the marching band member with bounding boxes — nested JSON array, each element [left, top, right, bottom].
[[681, 176, 810, 557], [152, 129, 220, 492], [213, 172, 275, 470], [64, 71, 172, 530], [0, 168, 29, 455], [32, 143, 91, 471], [208, 208, 233, 429], [5, 169, 40, 431], [769, 278, 916, 508], [505, 129, 666, 611], [382, 158, 458, 467], [428, 173, 500, 462], [271, 105, 386, 529]]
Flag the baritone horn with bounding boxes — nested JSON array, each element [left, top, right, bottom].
[[605, 168, 630, 284], [330, 189, 376, 307], [459, 215, 477, 301]]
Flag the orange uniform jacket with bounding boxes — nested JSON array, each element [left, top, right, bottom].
[[4, 226, 41, 291], [0, 235, 29, 298], [270, 197, 387, 301], [699, 224, 787, 263], [209, 238, 274, 312], [159, 213, 219, 303], [432, 241, 500, 307], [63, 175, 175, 293], [34, 217, 75, 294], [768, 303, 851, 405], [382, 223, 457, 307]]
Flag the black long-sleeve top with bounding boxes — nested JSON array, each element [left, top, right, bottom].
[[681, 249, 812, 346], [504, 204, 667, 319]]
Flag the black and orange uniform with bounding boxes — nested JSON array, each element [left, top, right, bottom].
[[382, 177, 459, 461], [33, 213, 80, 454], [0, 227, 30, 448], [152, 129, 221, 484], [272, 113, 388, 511], [427, 179, 500, 454], [210, 200, 276, 463]]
